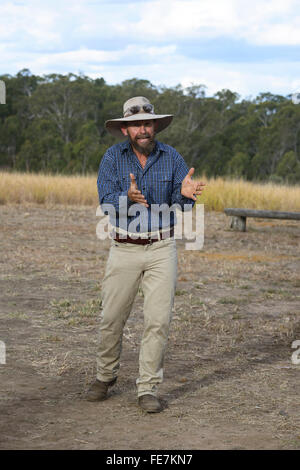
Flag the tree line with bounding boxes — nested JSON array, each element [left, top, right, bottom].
[[0, 69, 300, 183]]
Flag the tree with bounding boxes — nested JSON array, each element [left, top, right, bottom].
[[0, 70, 299, 183], [73, 121, 101, 174], [226, 152, 250, 178], [275, 151, 300, 184]]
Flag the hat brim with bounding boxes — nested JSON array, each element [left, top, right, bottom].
[[105, 114, 173, 139]]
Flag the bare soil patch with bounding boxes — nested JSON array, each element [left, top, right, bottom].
[[0, 205, 299, 450]]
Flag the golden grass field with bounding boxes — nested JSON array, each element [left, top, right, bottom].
[[1, 170, 300, 211]]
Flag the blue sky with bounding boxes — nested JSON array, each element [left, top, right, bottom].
[[1, 0, 300, 98]]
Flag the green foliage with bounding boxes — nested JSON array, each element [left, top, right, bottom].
[[226, 152, 250, 178], [275, 151, 300, 184], [0, 70, 300, 183]]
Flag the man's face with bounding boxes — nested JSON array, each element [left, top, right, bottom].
[[121, 120, 156, 155]]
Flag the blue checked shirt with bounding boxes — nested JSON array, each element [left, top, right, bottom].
[[97, 139, 195, 232]]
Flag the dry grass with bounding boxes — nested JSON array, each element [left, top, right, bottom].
[[0, 170, 300, 212], [0, 171, 96, 206], [200, 176, 300, 212]]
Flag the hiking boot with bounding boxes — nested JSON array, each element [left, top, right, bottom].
[[138, 394, 163, 413], [86, 378, 117, 402]]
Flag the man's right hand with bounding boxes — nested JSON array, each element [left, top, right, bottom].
[[128, 173, 149, 207]]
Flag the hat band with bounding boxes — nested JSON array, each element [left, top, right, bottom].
[[124, 104, 154, 118]]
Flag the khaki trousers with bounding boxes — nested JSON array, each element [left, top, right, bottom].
[[97, 237, 177, 397]]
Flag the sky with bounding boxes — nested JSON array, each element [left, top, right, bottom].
[[1, 0, 300, 98]]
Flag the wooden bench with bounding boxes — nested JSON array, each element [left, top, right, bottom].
[[224, 208, 300, 231]]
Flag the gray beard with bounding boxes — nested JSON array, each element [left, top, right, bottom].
[[130, 137, 156, 156]]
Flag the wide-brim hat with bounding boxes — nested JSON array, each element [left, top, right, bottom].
[[105, 96, 173, 139]]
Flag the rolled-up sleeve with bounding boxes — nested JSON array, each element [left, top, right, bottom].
[[97, 150, 131, 212]]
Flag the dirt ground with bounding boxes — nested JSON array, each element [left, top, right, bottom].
[[0, 204, 299, 450]]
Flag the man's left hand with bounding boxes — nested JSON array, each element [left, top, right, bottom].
[[181, 168, 206, 201]]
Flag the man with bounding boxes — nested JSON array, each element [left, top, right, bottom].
[[87, 96, 205, 412]]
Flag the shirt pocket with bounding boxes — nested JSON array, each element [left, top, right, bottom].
[[155, 176, 173, 204]]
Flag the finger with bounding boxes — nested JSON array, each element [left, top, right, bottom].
[[134, 193, 147, 200], [130, 173, 136, 184], [190, 188, 202, 197], [135, 200, 149, 207], [183, 190, 197, 200], [134, 197, 147, 204], [132, 189, 147, 198], [188, 167, 195, 177], [133, 195, 148, 203], [183, 169, 193, 184]]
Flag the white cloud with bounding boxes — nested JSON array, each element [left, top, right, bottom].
[[3, 0, 300, 46], [32, 44, 176, 68], [235, 0, 300, 46], [1, 1, 61, 46], [118, 0, 239, 39], [86, 55, 300, 98], [1, 0, 300, 98], [0, 42, 177, 76], [121, 0, 300, 45], [34, 49, 122, 67]]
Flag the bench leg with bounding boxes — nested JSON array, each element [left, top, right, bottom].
[[230, 215, 246, 231]]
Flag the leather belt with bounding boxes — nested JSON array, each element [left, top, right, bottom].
[[113, 227, 174, 245]]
